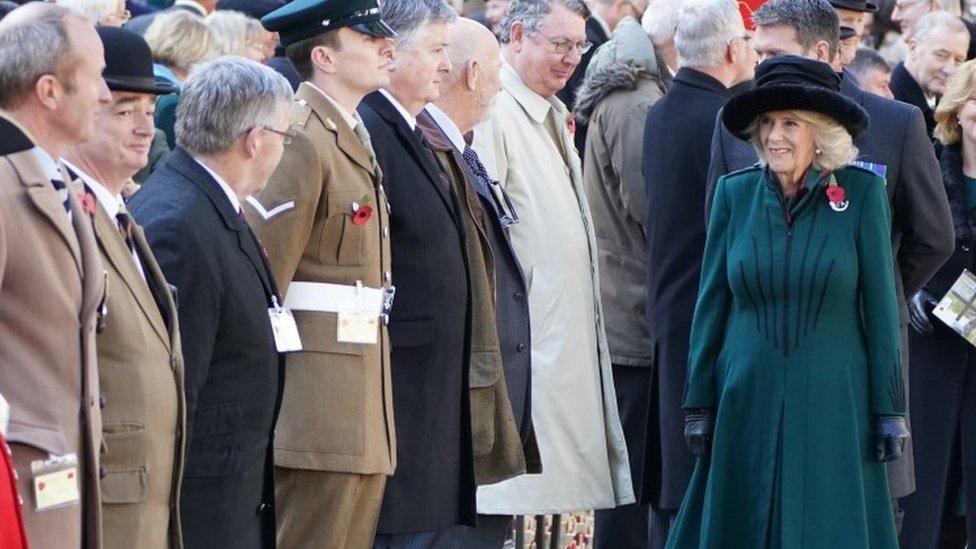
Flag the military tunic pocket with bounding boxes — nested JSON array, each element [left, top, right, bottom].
[[100, 467, 147, 503], [320, 191, 367, 266]]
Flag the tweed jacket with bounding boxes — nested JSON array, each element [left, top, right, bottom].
[[0, 112, 105, 549], [246, 83, 396, 476], [472, 63, 633, 513], [417, 110, 538, 486], [85, 180, 185, 549]]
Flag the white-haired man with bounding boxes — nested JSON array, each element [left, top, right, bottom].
[[129, 56, 294, 549], [0, 4, 110, 548], [890, 10, 970, 136], [471, 0, 635, 534], [640, 0, 754, 545], [892, 0, 976, 59]]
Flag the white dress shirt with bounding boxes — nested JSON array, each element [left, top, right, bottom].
[[379, 89, 417, 130], [192, 157, 243, 214]]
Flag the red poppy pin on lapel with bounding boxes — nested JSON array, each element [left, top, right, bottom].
[[80, 192, 97, 216], [826, 176, 848, 212], [350, 194, 373, 226]]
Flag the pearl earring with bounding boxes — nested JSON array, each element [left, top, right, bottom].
[[815, 148, 822, 155]]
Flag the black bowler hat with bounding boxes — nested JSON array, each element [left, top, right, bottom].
[[722, 55, 869, 140], [97, 27, 177, 95], [830, 0, 878, 12], [261, 0, 396, 47]]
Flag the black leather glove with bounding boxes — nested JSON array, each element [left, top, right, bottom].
[[909, 290, 939, 336], [684, 408, 715, 458], [874, 415, 910, 462]]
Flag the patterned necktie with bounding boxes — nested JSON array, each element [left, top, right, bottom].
[[116, 210, 136, 254], [50, 178, 71, 215], [461, 145, 519, 227], [461, 146, 493, 197]]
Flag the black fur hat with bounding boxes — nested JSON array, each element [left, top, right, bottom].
[[722, 55, 868, 141]]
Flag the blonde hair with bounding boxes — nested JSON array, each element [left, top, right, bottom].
[[935, 59, 976, 145], [145, 10, 215, 76], [745, 109, 858, 172], [205, 10, 266, 57]]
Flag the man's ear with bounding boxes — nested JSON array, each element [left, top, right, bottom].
[[465, 59, 479, 92], [310, 44, 338, 75], [813, 40, 832, 63], [35, 74, 61, 111], [906, 37, 919, 62], [242, 126, 262, 158], [510, 21, 525, 52]]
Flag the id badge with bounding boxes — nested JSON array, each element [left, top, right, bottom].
[[337, 311, 379, 344], [31, 453, 80, 511], [268, 296, 302, 352]]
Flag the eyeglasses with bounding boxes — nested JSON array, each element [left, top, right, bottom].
[[534, 30, 593, 55], [729, 34, 752, 46], [261, 125, 295, 144]]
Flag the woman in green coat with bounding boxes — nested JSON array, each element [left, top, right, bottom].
[[667, 55, 911, 548]]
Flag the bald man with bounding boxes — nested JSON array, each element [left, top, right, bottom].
[[421, 18, 538, 548]]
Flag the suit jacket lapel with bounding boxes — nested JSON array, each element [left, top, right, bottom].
[[92, 204, 169, 348], [296, 84, 375, 176], [169, 148, 277, 301], [364, 92, 460, 222], [15, 152, 84, 275], [132, 224, 181, 354]]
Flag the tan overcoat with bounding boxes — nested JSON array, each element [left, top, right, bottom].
[[0, 112, 104, 548], [90, 193, 185, 549], [246, 83, 395, 475]]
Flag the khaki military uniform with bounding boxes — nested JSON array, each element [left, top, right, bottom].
[[246, 83, 394, 549]]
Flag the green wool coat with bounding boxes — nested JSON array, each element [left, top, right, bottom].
[[668, 165, 903, 548]]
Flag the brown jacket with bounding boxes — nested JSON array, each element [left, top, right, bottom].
[[246, 83, 395, 475], [417, 112, 531, 485], [0, 113, 104, 548], [89, 187, 185, 549]]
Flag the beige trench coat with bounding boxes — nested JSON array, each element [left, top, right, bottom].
[[471, 63, 634, 514]]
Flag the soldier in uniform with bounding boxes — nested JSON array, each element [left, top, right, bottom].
[[62, 27, 185, 549], [250, 1, 397, 547], [0, 4, 111, 548]]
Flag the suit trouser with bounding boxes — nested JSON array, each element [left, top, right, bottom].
[[10, 442, 82, 549], [275, 467, 386, 549], [594, 364, 654, 548], [429, 514, 513, 548]]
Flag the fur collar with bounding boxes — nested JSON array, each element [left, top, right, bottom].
[[575, 62, 657, 122], [939, 143, 976, 244]]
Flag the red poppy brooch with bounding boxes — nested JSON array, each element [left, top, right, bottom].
[[826, 178, 848, 212], [80, 192, 97, 216], [350, 194, 373, 226]]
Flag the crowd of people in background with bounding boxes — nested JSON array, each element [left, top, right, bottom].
[[2, 0, 976, 548]]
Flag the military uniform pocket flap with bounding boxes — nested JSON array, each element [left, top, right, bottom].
[[100, 467, 147, 504], [6, 419, 69, 456], [294, 311, 366, 356]]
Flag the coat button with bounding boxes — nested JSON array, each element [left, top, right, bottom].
[[513, 292, 524, 302], [99, 395, 107, 409], [517, 343, 527, 353], [383, 226, 389, 238], [964, 245, 972, 253], [99, 467, 107, 479], [256, 502, 273, 515]]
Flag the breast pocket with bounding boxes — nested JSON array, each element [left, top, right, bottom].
[[318, 190, 368, 266]]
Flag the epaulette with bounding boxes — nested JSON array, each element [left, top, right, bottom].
[[290, 98, 313, 129]]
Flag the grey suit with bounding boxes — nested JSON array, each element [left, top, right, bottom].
[[704, 72, 955, 500]]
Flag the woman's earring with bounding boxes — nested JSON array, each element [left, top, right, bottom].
[[815, 148, 822, 155]]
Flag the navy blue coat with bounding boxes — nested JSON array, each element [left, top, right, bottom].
[[642, 67, 733, 510], [358, 91, 476, 534], [703, 72, 954, 498], [129, 147, 283, 549]]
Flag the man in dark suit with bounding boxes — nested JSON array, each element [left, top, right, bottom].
[[891, 0, 976, 61], [129, 57, 295, 549], [356, 1, 476, 546], [422, 17, 541, 548], [641, 0, 755, 546], [890, 10, 969, 137], [704, 0, 955, 529]]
